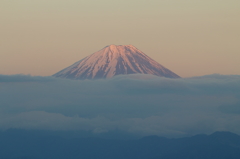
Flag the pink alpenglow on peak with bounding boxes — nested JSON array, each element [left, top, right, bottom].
[[53, 45, 180, 79]]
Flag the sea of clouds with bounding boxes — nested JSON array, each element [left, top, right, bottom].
[[0, 74, 240, 138]]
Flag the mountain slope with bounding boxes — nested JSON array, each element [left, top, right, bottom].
[[53, 45, 180, 79]]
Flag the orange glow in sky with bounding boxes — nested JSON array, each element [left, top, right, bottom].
[[1, 0, 239, 77]]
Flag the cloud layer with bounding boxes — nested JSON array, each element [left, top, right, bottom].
[[0, 74, 240, 137]]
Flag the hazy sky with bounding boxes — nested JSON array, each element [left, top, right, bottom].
[[1, 0, 240, 77]]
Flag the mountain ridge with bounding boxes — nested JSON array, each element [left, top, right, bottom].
[[1, 130, 240, 159]]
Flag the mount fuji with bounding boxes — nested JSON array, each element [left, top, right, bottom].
[[53, 45, 180, 79]]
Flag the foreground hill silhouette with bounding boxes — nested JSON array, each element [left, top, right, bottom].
[[1, 130, 240, 159], [53, 45, 180, 79]]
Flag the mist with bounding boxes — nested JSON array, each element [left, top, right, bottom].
[[0, 74, 240, 137]]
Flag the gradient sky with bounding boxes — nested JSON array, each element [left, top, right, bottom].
[[1, 0, 239, 77]]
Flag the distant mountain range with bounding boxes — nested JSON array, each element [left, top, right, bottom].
[[1, 130, 240, 159], [53, 45, 180, 79]]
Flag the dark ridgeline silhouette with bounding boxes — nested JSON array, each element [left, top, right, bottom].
[[0, 130, 240, 159], [53, 45, 180, 79]]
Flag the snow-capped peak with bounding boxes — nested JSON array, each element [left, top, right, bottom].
[[53, 45, 180, 80]]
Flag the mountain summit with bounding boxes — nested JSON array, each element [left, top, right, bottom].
[[53, 45, 180, 79]]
